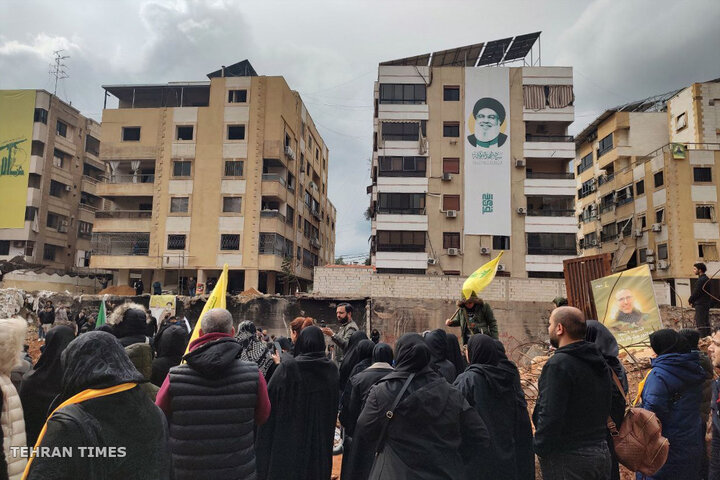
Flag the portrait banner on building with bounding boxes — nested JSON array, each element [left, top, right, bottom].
[[591, 265, 662, 346], [0, 90, 35, 228], [464, 67, 511, 236]]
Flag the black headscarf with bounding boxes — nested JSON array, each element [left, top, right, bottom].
[[113, 308, 148, 339], [20, 325, 76, 446], [339, 331, 369, 391], [424, 329, 448, 361], [60, 331, 144, 401], [394, 333, 431, 373], [650, 329, 690, 355], [679, 328, 701, 350], [277, 336, 292, 352], [445, 332, 467, 375], [294, 325, 326, 356], [467, 334, 500, 366], [586, 320, 628, 392], [372, 342, 394, 364]]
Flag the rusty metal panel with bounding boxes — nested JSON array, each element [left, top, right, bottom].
[[563, 254, 612, 320]]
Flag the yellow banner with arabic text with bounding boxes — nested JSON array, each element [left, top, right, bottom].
[[0, 90, 35, 228]]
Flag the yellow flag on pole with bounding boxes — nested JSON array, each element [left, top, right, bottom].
[[185, 264, 229, 355], [462, 251, 504, 300]]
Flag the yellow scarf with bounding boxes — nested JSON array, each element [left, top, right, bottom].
[[633, 370, 652, 407], [22, 382, 137, 479]]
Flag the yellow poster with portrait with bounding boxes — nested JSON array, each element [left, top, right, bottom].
[[591, 264, 662, 346], [0, 90, 35, 228]]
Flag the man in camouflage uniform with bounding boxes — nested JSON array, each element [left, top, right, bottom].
[[322, 302, 358, 364], [445, 292, 498, 344]]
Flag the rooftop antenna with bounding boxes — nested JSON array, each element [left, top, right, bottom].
[[50, 50, 69, 96]]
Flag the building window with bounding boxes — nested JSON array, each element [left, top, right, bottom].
[[286, 206, 294, 226], [25, 207, 38, 221], [53, 149, 66, 168], [443, 158, 460, 174], [167, 235, 186, 250], [222, 197, 242, 213], [619, 218, 633, 238], [676, 112, 687, 131], [56, 120, 68, 138], [227, 125, 245, 140], [443, 232, 460, 249], [638, 248, 648, 264], [378, 83, 426, 105], [577, 152, 593, 174], [443, 194, 460, 211], [601, 222, 618, 242], [172, 160, 192, 177], [228, 89, 247, 103], [694, 167, 712, 182], [85, 135, 100, 156], [224, 160, 244, 177], [31, 141, 45, 157], [49, 180, 66, 197], [381, 122, 421, 142], [493, 236, 510, 250], [43, 244, 57, 261], [170, 197, 189, 213], [376, 231, 425, 252], [637, 214, 646, 229], [176, 126, 194, 141], [635, 180, 645, 196], [0, 241, 9, 256], [527, 233, 577, 255], [654, 171, 664, 188], [616, 185, 633, 206], [657, 243, 668, 260], [378, 156, 426, 176], [34, 108, 48, 124], [655, 208, 664, 224], [122, 127, 141, 141], [443, 86, 460, 101], [259, 233, 293, 257], [696, 205, 715, 220], [377, 193, 425, 214], [597, 133, 613, 157], [699, 243, 719, 261], [443, 122, 460, 138], [220, 234, 240, 251], [78, 221, 93, 238]]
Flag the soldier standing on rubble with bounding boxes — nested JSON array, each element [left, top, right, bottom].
[[445, 292, 498, 344]]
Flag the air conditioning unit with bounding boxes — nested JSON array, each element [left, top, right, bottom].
[[65, 185, 72, 192], [427, 258, 437, 265], [284, 145, 296, 161], [447, 248, 460, 256], [497, 264, 506, 272], [634, 229, 643, 238], [515, 159, 525, 168], [646, 255, 655, 263], [441, 173, 452, 181], [646, 249, 654, 256], [58, 222, 68, 233], [658, 260, 669, 270], [480, 247, 490, 255], [651, 223, 662, 232], [648, 264, 656, 271], [589, 240, 598, 247], [516, 207, 526, 215], [446, 210, 457, 218]]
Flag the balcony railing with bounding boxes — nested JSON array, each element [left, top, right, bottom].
[[377, 245, 426, 252], [262, 174, 286, 186], [106, 174, 155, 184], [78, 203, 99, 213], [260, 210, 286, 222], [601, 233, 618, 242], [527, 247, 577, 255], [525, 134, 574, 142], [91, 232, 150, 256], [597, 174, 615, 186], [600, 204, 615, 214], [95, 210, 152, 219], [376, 207, 426, 215], [527, 209, 575, 217], [526, 172, 575, 180]]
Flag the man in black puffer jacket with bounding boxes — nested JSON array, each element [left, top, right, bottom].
[[533, 306, 613, 480], [156, 308, 270, 480]]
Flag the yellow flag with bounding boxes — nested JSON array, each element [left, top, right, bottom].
[[462, 251, 504, 300], [185, 264, 229, 354]]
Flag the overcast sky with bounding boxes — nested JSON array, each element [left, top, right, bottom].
[[2, 0, 718, 261]]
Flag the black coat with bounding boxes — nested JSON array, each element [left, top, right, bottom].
[[690, 273, 712, 307], [532, 341, 613, 456], [454, 363, 532, 480], [424, 329, 457, 383], [255, 327, 339, 480], [26, 331, 169, 480], [354, 366, 490, 480], [151, 324, 188, 387]]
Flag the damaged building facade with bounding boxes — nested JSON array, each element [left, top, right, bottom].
[[91, 61, 336, 294]]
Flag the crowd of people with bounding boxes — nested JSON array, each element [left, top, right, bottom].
[[1, 295, 720, 480]]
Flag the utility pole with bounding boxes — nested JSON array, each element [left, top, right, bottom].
[[49, 50, 69, 96]]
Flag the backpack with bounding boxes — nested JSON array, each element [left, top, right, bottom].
[[607, 370, 669, 476]]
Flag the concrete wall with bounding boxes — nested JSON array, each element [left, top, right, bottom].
[[1, 270, 101, 294]]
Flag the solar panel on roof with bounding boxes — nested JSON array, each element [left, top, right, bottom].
[[477, 37, 513, 65], [431, 42, 484, 66], [504, 31, 541, 61]]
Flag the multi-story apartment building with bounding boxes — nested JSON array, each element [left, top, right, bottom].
[[91, 60, 336, 294], [0, 90, 103, 271], [575, 79, 720, 302], [367, 34, 577, 277]]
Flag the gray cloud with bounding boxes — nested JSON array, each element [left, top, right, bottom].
[[1, 0, 718, 261]]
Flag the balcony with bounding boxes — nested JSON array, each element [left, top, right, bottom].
[[526, 172, 574, 180], [524, 140, 575, 159], [29, 155, 44, 174], [527, 209, 574, 217], [525, 134, 573, 143], [262, 173, 286, 186], [81, 175, 99, 196], [91, 232, 150, 256], [261, 174, 288, 198], [260, 209, 286, 222], [96, 175, 155, 197], [527, 247, 577, 255], [93, 210, 152, 233], [310, 238, 321, 250]]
